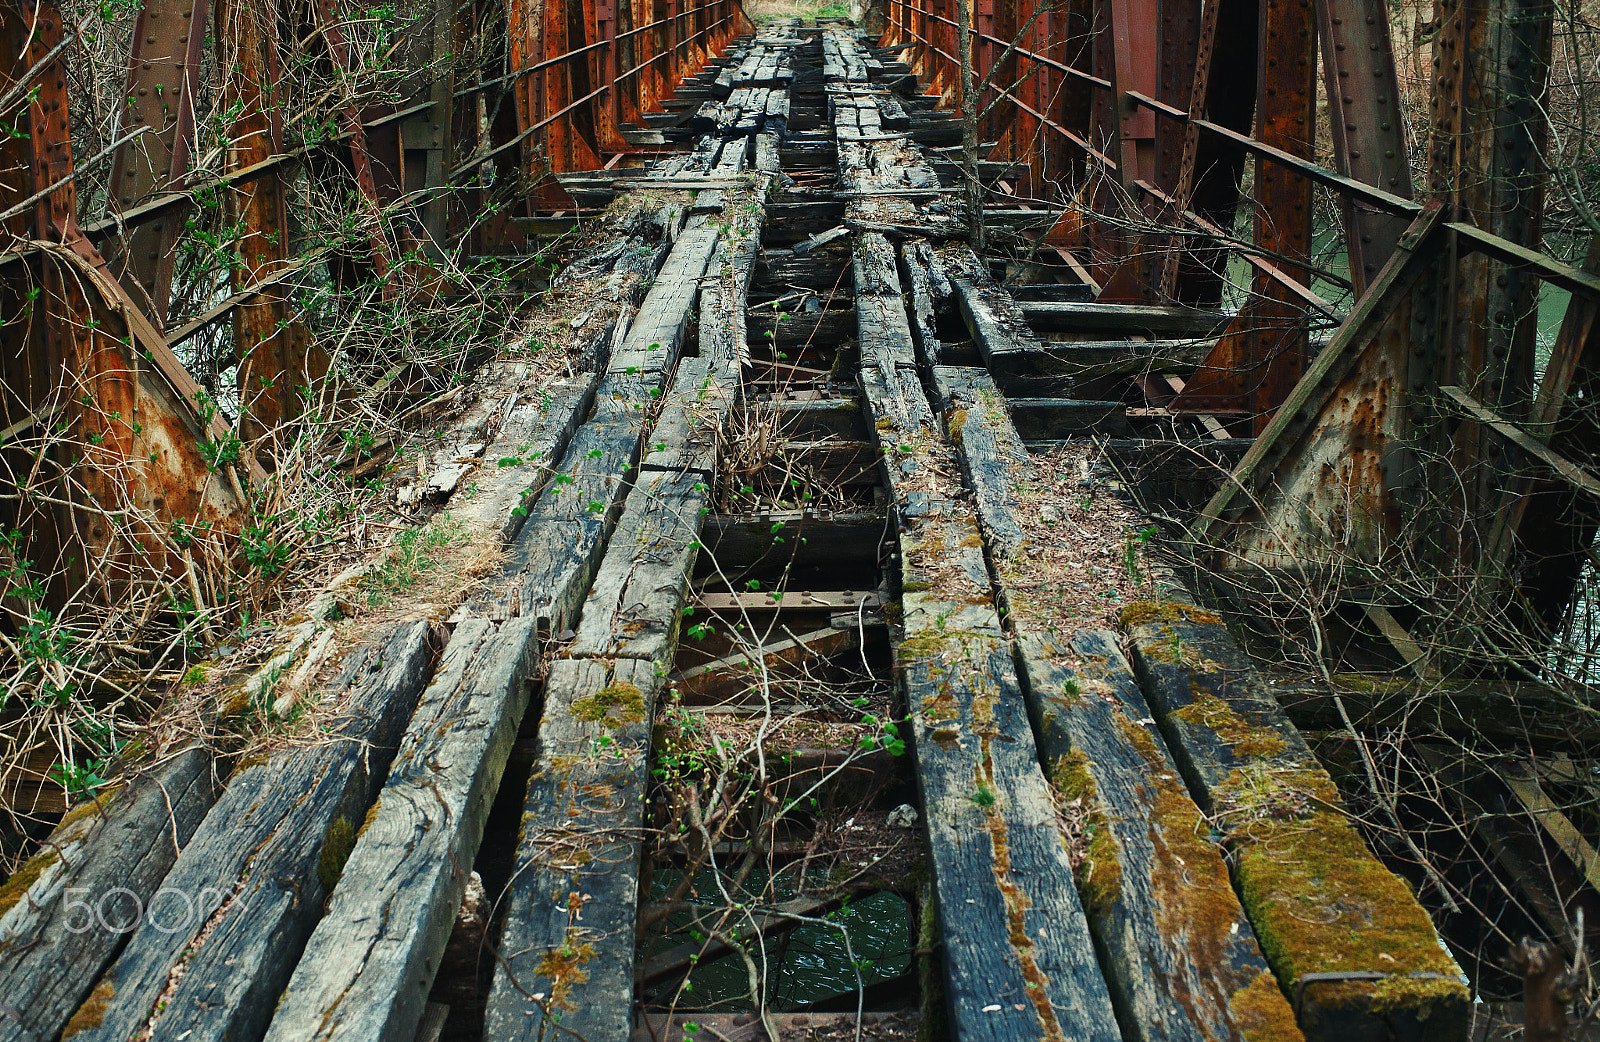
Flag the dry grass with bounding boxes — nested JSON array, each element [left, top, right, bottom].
[[1001, 443, 1158, 641]]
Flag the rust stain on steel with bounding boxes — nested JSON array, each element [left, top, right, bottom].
[[4, 0, 240, 602], [102, 0, 210, 325], [1227, 276, 1419, 573]]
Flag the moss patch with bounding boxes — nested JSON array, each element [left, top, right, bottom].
[[0, 849, 59, 917], [1109, 714, 1303, 1036], [571, 682, 645, 729], [947, 408, 968, 444], [62, 979, 114, 1038], [1230, 971, 1303, 1042], [1046, 751, 1121, 918], [1171, 693, 1287, 760], [1118, 600, 1221, 630], [318, 815, 357, 894], [535, 926, 597, 1009], [1224, 767, 1467, 1019]]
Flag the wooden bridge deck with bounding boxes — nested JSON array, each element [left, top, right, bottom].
[[0, 20, 1471, 1042]]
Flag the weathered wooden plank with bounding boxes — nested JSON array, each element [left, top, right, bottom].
[[465, 412, 646, 626], [65, 620, 442, 1042], [484, 657, 665, 1042], [1017, 630, 1302, 1042], [928, 367, 1029, 558], [0, 747, 217, 1042], [568, 398, 729, 665], [949, 275, 1049, 373], [1009, 398, 1132, 437], [700, 508, 887, 568], [609, 225, 721, 377], [1122, 595, 1471, 1040], [262, 617, 539, 1042]]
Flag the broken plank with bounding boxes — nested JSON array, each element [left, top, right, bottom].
[[262, 617, 539, 1042], [64, 621, 443, 1042], [674, 626, 858, 700]]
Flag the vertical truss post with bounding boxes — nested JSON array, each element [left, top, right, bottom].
[[216, 0, 322, 445], [598, 0, 623, 149], [584, 0, 625, 153], [315, 0, 401, 295], [1314, 0, 1412, 298], [1428, 0, 1553, 560], [103, 0, 211, 325], [1158, 0, 1256, 303], [1171, 0, 1315, 429], [401, 0, 456, 255], [1059, 0, 1092, 194]]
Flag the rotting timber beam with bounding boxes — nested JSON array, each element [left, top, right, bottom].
[[1121, 595, 1471, 1039], [826, 26, 1121, 1041], [917, 248, 1303, 1042], [59, 621, 443, 1042]]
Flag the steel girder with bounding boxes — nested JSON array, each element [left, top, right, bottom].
[[2, 0, 247, 598]]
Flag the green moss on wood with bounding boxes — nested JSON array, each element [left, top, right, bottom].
[[1222, 767, 1467, 1021], [318, 815, 357, 894], [0, 849, 59, 918], [62, 979, 114, 1038], [571, 681, 646, 729], [1230, 971, 1304, 1042], [947, 408, 968, 444], [1047, 751, 1121, 917], [1171, 692, 1287, 760], [1118, 600, 1221, 630]]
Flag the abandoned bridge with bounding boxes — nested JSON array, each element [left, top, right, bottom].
[[0, 0, 1596, 1039]]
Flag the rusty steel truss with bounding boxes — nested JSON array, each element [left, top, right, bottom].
[[0, 0, 747, 595]]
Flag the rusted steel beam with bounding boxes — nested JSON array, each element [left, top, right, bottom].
[[102, 0, 210, 325], [1156, 0, 1253, 304], [2, 0, 247, 604], [314, 0, 401, 294], [1190, 205, 1444, 560], [1487, 238, 1600, 636], [1170, 0, 1315, 429], [216, 0, 322, 447], [1428, 0, 1554, 569]]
